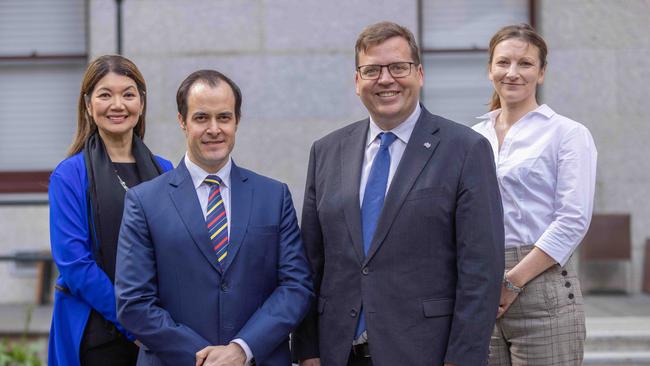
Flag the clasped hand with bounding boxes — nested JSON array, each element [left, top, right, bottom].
[[196, 343, 246, 366]]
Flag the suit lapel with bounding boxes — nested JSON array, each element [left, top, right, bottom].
[[221, 162, 251, 274], [341, 120, 369, 264], [365, 108, 441, 264], [169, 160, 222, 275]]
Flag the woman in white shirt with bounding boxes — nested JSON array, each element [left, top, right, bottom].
[[473, 24, 597, 365]]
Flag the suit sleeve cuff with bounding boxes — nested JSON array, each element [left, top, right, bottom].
[[231, 339, 253, 365]]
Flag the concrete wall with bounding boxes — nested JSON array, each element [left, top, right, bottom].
[[91, 0, 650, 293], [1, 0, 418, 304], [539, 0, 650, 291], [89, 0, 417, 213], [2, 0, 649, 303]]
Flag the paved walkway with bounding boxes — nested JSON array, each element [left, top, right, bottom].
[[585, 293, 650, 335], [1, 293, 649, 336], [586, 293, 650, 317], [0, 294, 648, 365]]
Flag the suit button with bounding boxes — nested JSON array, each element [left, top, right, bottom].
[[565, 281, 571, 288], [568, 293, 574, 299], [350, 309, 357, 317], [221, 283, 229, 292], [362, 267, 369, 275], [561, 270, 568, 276]]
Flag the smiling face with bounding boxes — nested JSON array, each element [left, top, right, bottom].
[[179, 81, 238, 173], [87, 72, 143, 140], [489, 38, 546, 110], [355, 36, 423, 130]]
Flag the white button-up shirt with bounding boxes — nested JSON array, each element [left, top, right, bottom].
[[184, 154, 232, 237], [472, 104, 597, 266], [359, 103, 421, 204], [353, 103, 420, 345]]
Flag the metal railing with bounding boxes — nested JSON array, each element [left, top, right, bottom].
[[0, 251, 55, 304]]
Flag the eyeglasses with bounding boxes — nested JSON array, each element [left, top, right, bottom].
[[357, 62, 417, 80]]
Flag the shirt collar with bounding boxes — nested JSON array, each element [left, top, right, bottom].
[[184, 153, 232, 190], [475, 104, 556, 124], [367, 103, 421, 147], [476, 108, 501, 122], [534, 104, 555, 119]]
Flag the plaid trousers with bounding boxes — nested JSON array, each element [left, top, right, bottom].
[[489, 245, 586, 366]]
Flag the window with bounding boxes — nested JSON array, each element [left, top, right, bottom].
[[419, 0, 533, 126], [0, 0, 87, 193]]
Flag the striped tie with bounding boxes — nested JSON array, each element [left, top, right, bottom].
[[205, 175, 229, 264]]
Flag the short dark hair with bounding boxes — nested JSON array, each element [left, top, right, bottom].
[[176, 69, 242, 121], [355, 21, 421, 67]]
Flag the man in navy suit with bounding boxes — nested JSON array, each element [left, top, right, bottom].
[[292, 22, 504, 366], [115, 69, 313, 366]]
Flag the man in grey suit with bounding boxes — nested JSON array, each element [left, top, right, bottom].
[[292, 22, 504, 366]]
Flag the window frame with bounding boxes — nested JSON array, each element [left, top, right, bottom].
[[416, 0, 537, 100], [0, 54, 88, 194], [0, 0, 88, 194]]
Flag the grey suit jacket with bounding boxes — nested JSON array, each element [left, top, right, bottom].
[[292, 106, 504, 366]]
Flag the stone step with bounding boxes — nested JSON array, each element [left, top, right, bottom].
[[586, 330, 650, 352], [583, 316, 650, 364], [583, 351, 650, 366]]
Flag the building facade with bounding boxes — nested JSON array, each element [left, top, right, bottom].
[[1, 0, 648, 302]]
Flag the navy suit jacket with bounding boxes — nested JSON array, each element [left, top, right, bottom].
[[292, 106, 505, 366], [115, 160, 313, 366]]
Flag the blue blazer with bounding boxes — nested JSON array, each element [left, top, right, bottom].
[[115, 160, 313, 366], [48, 153, 173, 366]]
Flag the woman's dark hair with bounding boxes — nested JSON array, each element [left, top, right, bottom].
[[68, 55, 147, 156]]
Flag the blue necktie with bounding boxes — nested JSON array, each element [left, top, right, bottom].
[[355, 132, 397, 339]]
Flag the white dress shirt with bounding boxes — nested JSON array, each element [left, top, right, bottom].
[[184, 154, 232, 237], [352, 103, 420, 345], [184, 154, 252, 364], [472, 104, 597, 266], [359, 103, 421, 204]]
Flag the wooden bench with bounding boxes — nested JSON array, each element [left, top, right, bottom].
[[579, 214, 631, 293]]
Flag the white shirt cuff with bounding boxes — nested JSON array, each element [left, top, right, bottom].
[[231, 338, 253, 366]]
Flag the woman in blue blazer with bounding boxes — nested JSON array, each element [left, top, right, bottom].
[[47, 55, 173, 366]]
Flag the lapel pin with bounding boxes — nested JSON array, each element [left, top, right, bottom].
[[424, 142, 431, 149]]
